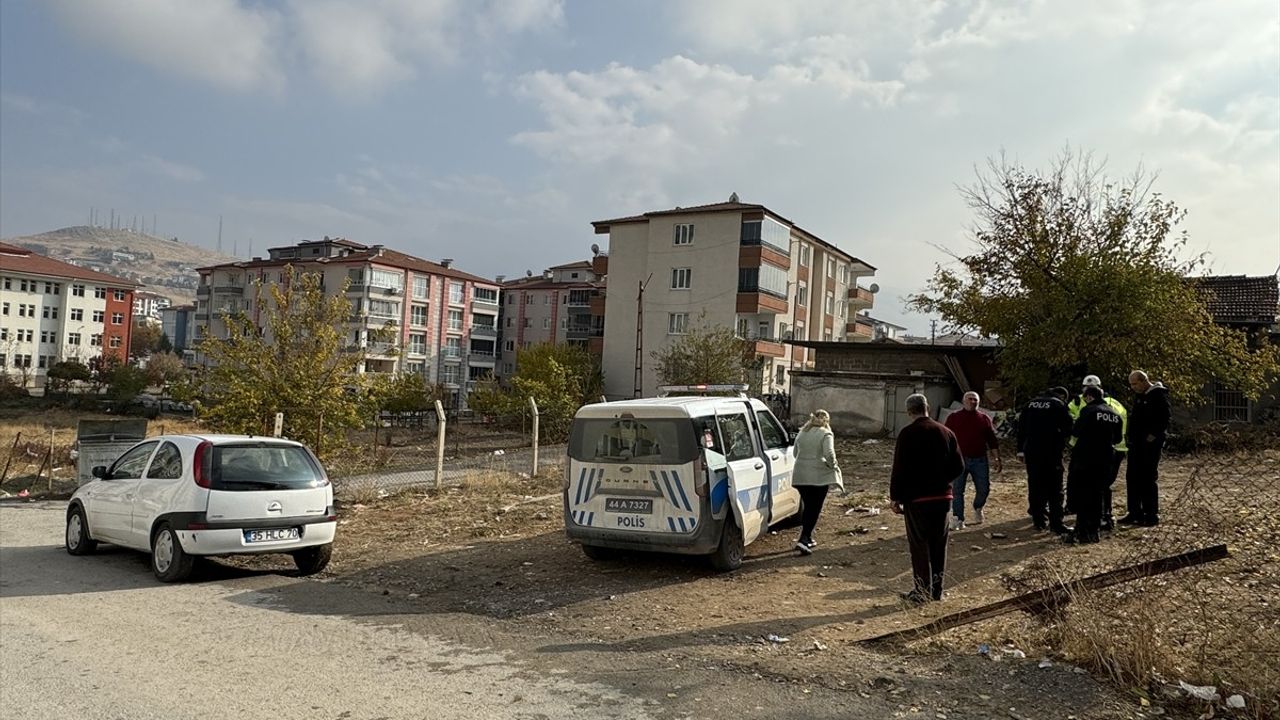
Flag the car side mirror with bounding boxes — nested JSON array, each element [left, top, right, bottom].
[[91, 466, 109, 479]]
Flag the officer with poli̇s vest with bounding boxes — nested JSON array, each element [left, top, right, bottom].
[[1065, 386, 1123, 544], [1068, 375, 1128, 530], [1016, 386, 1073, 533]]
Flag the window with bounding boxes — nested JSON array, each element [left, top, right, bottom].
[[799, 245, 811, 266], [111, 313, 124, 325], [523, 317, 531, 328], [370, 269, 403, 291], [40, 331, 53, 343], [758, 320, 771, 339], [544, 294, 550, 305], [0, 353, 5, 366], [410, 305, 428, 327], [797, 282, 808, 305], [347, 269, 366, 286], [68, 333, 81, 346], [1213, 382, 1251, 422], [1, 302, 6, 315], [43, 306, 58, 319], [524, 293, 533, 304], [91, 334, 102, 347], [70, 308, 83, 321], [827, 258, 836, 278], [447, 310, 463, 331], [37, 355, 48, 369], [109, 336, 122, 348], [667, 312, 689, 335], [505, 340, 515, 352], [412, 275, 430, 299], [1, 277, 7, 290], [406, 361, 425, 375], [408, 333, 427, 355], [840, 264, 849, 284], [144, 442, 184, 480], [19, 279, 32, 292], [20, 329, 33, 342], [441, 365, 460, 384], [18, 304, 32, 318], [72, 283, 85, 297], [737, 263, 788, 298], [0, 329, 6, 341], [14, 354, 32, 368], [368, 300, 400, 319], [45, 282, 61, 295], [445, 337, 461, 357], [740, 218, 790, 253], [673, 223, 694, 245], [448, 282, 464, 304], [507, 317, 513, 328], [755, 410, 789, 450], [543, 318, 550, 329], [113, 289, 126, 301], [775, 365, 786, 386], [717, 413, 755, 461], [473, 287, 498, 303], [507, 294, 515, 305], [109, 442, 159, 480], [94, 287, 106, 299], [671, 267, 692, 290], [92, 310, 104, 323], [825, 291, 834, 315], [823, 329, 832, 342]]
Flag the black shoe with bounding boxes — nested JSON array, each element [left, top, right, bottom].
[[900, 590, 930, 605], [1033, 523, 1047, 532], [1049, 524, 1071, 534], [1117, 515, 1142, 525], [1100, 518, 1114, 532], [1082, 534, 1101, 544], [795, 539, 816, 555], [1136, 517, 1159, 527], [1061, 534, 1080, 545]]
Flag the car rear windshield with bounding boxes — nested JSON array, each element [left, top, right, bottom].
[[210, 443, 326, 491], [568, 417, 698, 465]]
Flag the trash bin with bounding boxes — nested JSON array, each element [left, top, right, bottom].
[[74, 419, 147, 485]]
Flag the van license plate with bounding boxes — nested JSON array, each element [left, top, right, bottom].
[[244, 528, 301, 543], [605, 498, 652, 514]]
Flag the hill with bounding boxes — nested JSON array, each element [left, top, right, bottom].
[[1, 226, 239, 305]]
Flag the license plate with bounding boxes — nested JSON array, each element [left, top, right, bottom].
[[605, 498, 653, 514], [243, 527, 301, 543]]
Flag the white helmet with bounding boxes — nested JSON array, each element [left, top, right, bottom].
[[1082, 374, 1102, 388]]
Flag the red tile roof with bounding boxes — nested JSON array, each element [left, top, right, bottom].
[[547, 260, 593, 270], [198, 244, 497, 286], [1192, 275, 1279, 325], [0, 242, 140, 287]]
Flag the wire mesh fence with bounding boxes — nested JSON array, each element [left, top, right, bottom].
[[996, 423, 1280, 717]]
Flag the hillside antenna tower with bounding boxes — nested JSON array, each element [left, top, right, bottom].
[[217, 215, 223, 253], [633, 273, 653, 398]]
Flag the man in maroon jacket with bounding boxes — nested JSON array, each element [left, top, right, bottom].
[[943, 391, 1003, 529], [891, 393, 965, 603]]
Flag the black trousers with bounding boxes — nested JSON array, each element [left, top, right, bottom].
[[1068, 450, 1112, 542], [1103, 451, 1125, 524], [796, 485, 830, 543], [1025, 453, 1065, 529], [904, 500, 950, 600], [1126, 438, 1164, 521]]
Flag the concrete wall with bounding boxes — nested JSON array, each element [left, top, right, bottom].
[[791, 371, 958, 436]]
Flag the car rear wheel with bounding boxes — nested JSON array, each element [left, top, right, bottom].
[[293, 543, 333, 576], [151, 522, 195, 582], [580, 544, 616, 561], [65, 506, 98, 556], [708, 518, 745, 571]]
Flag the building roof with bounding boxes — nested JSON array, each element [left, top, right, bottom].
[[1191, 275, 1279, 325], [548, 260, 593, 270], [590, 200, 876, 271], [198, 241, 496, 286], [501, 276, 603, 291], [790, 338, 999, 353], [861, 314, 909, 330], [0, 241, 141, 288]]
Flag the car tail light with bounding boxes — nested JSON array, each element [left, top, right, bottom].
[[562, 462, 572, 491], [692, 454, 709, 497], [192, 440, 213, 488]]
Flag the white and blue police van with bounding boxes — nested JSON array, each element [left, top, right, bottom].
[[563, 386, 800, 570]]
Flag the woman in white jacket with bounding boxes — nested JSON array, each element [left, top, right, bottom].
[[791, 409, 843, 555]]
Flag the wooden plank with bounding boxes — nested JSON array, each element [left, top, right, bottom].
[[861, 543, 1229, 645]]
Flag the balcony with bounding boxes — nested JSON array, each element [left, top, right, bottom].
[[566, 326, 591, 339], [213, 285, 245, 294], [442, 348, 463, 363], [849, 285, 874, 309], [735, 291, 788, 315], [752, 339, 786, 357], [407, 344, 428, 357], [469, 324, 498, 338], [468, 351, 497, 366], [471, 291, 499, 307], [195, 312, 210, 321], [366, 342, 396, 357], [196, 286, 210, 296]]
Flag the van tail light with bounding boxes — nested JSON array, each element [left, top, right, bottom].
[[563, 462, 572, 491], [192, 440, 213, 488], [693, 454, 709, 497]]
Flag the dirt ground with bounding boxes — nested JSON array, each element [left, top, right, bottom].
[[218, 438, 1277, 719]]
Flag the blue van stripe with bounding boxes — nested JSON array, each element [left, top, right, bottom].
[[677, 517, 687, 532], [650, 471, 665, 501], [592, 478, 602, 502], [670, 469, 693, 511], [574, 468, 587, 505], [583, 468, 595, 502], [586, 512, 594, 526], [667, 516, 676, 532], [660, 472, 680, 511], [690, 517, 696, 529]]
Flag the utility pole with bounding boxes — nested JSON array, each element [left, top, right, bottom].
[[930, 319, 937, 345], [217, 215, 223, 254], [633, 273, 652, 398]]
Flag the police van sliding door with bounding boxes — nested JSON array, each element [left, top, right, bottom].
[[715, 409, 768, 545]]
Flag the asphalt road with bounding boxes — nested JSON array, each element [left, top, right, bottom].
[[0, 501, 877, 720]]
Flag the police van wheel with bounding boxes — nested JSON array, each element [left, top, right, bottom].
[[581, 544, 615, 561], [709, 520, 744, 571]]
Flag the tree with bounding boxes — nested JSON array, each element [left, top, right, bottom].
[[191, 268, 377, 454], [144, 352, 186, 389], [130, 321, 164, 359], [468, 343, 603, 440], [104, 363, 148, 405], [651, 321, 755, 388], [157, 333, 174, 354], [46, 359, 92, 398], [909, 149, 1280, 403]]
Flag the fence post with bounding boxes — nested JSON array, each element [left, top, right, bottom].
[[434, 400, 446, 490], [273, 412, 283, 438], [47, 427, 55, 493], [0, 432, 21, 484], [528, 396, 539, 478]]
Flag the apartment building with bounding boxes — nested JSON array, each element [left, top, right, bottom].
[[160, 304, 196, 356], [496, 259, 606, 378], [0, 242, 138, 386], [194, 237, 500, 407], [133, 290, 172, 323], [591, 199, 875, 399]]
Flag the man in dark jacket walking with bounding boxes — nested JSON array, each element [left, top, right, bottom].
[[1122, 371, 1171, 527], [890, 393, 965, 603], [1017, 386, 1073, 533], [1065, 386, 1123, 544]]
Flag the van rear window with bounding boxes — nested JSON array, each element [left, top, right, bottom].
[[569, 418, 698, 465], [210, 444, 325, 491]]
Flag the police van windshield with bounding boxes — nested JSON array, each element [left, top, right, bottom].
[[569, 417, 699, 465]]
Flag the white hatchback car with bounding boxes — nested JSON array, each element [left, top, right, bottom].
[[65, 434, 337, 582]]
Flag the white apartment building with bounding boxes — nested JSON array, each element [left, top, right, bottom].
[[591, 199, 875, 399], [195, 237, 500, 407], [0, 242, 139, 387], [133, 290, 172, 322], [497, 259, 606, 378]]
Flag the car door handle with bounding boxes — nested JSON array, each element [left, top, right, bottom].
[[753, 462, 764, 470], [768, 453, 780, 460]]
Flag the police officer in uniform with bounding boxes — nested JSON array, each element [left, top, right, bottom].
[[1068, 375, 1128, 531], [1065, 386, 1123, 544], [1017, 386, 1073, 533]]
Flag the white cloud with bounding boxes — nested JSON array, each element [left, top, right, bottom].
[[49, 0, 285, 94], [137, 155, 205, 183]]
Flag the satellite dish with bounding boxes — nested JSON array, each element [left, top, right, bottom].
[[526, 270, 533, 277], [590, 243, 600, 256], [729, 191, 739, 202], [868, 283, 880, 294]]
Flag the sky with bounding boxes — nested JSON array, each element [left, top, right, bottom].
[[1, 0, 1277, 334]]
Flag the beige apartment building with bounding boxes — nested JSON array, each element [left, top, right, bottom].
[[496, 259, 606, 378], [1, 242, 138, 387], [591, 199, 875, 399], [195, 237, 500, 407]]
